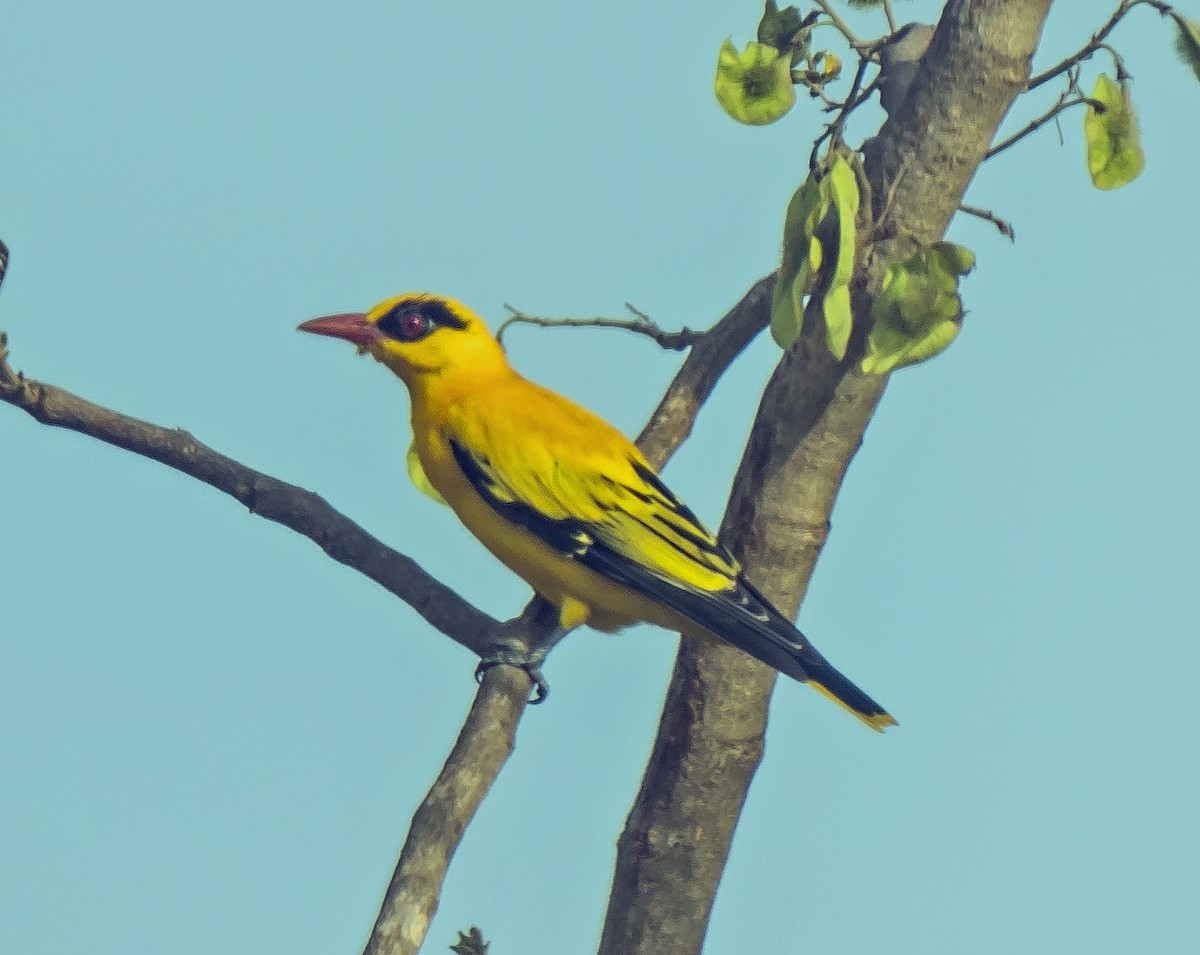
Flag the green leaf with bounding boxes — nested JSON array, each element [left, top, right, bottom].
[[757, 1, 804, 53], [771, 176, 828, 348], [822, 284, 853, 360], [862, 317, 960, 375], [818, 154, 859, 360], [825, 154, 859, 292], [1083, 73, 1145, 190], [929, 241, 975, 277], [407, 442, 448, 505], [770, 282, 804, 349], [715, 39, 797, 125], [771, 153, 862, 357], [862, 243, 973, 375], [1171, 13, 1200, 83]]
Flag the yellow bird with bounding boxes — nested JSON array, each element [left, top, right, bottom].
[[299, 293, 895, 731]]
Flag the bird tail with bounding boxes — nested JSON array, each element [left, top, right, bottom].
[[801, 658, 898, 732], [713, 579, 897, 732], [577, 540, 896, 730]]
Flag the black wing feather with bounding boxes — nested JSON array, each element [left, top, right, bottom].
[[449, 437, 891, 724]]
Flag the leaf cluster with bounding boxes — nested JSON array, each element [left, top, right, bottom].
[[1084, 73, 1146, 189], [771, 152, 859, 359], [863, 242, 974, 375]]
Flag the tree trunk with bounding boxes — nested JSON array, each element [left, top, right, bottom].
[[599, 3, 1055, 953]]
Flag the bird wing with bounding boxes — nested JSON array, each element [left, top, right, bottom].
[[443, 383, 739, 596]]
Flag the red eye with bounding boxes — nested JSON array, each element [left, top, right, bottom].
[[377, 306, 435, 341], [399, 311, 430, 339]]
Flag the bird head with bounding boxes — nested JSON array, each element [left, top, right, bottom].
[[298, 293, 507, 389]]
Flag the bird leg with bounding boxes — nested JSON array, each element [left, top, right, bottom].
[[474, 625, 568, 704]]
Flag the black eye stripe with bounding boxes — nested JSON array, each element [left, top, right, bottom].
[[377, 308, 430, 341], [376, 297, 470, 341]]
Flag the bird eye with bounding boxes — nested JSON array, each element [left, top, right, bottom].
[[399, 312, 429, 339], [378, 308, 433, 342]]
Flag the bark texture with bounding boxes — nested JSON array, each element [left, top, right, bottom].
[[600, 3, 1054, 953], [363, 664, 531, 955]]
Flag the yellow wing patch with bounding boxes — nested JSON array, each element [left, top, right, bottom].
[[407, 440, 448, 505], [444, 383, 738, 595]]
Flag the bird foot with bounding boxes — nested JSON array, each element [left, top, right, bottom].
[[475, 641, 551, 704]]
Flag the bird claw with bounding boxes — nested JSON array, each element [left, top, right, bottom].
[[475, 642, 551, 704]]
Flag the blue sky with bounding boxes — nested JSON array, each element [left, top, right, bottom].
[[2, 2, 1198, 952]]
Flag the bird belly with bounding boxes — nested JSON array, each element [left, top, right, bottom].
[[455, 491, 649, 631], [413, 432, 650, 632]]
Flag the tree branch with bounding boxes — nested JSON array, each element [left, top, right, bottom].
[[635, 274, 773, 468], [1026, 0, 1171, 92], [363, 663, 532, 955], [985, 0, 1174, 161], [0, 338, 499, 654], [813, 0, 860, 47], [958, 202, 1016, 241], [882, 0, 898, 34], [495, 304, 701, 352], [985, 76, 1100, 161], [810, 51, 875, 169]]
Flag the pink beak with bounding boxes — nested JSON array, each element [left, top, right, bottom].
[[297, 312, 381, 347]]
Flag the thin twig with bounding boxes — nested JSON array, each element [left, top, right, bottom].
[[812, 0, 859, 47], [1026, 0, 1169, 92], [957, 203, 1016, 241], [496, 304, 701, 352], [634, 275, 773, 467], [985, 75, 1101, 161], [810, 51, 874, 169], [882, 0, 898, 34], [868, 155, 911, 241], [796, 71, 843, 109]]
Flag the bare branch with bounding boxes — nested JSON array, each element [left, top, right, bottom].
[[796, 71, 843, 109], [883, 0, 898, 34], [495, 304, 700, 352], [363, 663, 530, 955], [635, 275, 772, 468], [985, 80, 1099, 160], [958, 202, 1016, 241], [813, 0, 860, 47], [0, 340, 500, 653], [1026, 0, 1171, 93], [810, 51, 875, 169]]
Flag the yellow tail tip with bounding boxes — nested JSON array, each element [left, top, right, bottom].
[[808, 680, 898, 733]]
